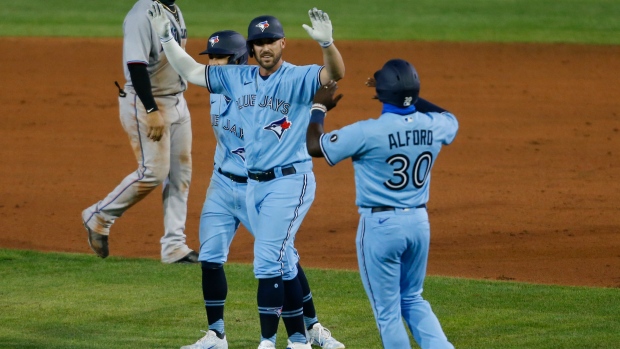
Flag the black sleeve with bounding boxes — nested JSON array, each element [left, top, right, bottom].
[[127, 63, 158, 113], [414, 97, 448, 114]]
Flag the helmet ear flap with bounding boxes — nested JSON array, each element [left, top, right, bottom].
[[247, 42, 254, 58]]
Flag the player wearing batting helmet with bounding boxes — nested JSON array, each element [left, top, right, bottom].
[[180, 30, 344, 349], [149, 4, 346, 347], [199, 30, 249, 65], [306, 59, 458, 349]]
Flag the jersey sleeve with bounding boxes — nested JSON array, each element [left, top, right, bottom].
[[435, 112, 459, 145], [308, 65, 323, 90], [206, 65, 225, 94], [319, 122, 367, 166], [206, 65, 246, 96], [123, 11, 152, 65]]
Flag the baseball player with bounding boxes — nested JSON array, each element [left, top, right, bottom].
[[306, 60, 458, 349], [180, 30, 344, 349], [147, 4, 345, 348], [81, 0, 197, 264]]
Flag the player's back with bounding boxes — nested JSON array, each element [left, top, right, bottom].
[[349, 109, 458, 208]]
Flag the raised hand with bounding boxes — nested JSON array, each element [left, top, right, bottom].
[[302, 8, 334, 48], [147, 2, 173, 42], [313, 80, 343, 112]]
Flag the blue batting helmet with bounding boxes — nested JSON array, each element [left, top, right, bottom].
[[199, 30, 248, 65], [246, 15, 285, 57], [374, 59, 420, 107]]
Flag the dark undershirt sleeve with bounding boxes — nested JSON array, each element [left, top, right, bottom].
[[127, 63, 158, 113], [414, 97, 448, 114]]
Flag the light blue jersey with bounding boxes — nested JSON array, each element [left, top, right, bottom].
[[210, 93, 246, 176], [320, 109, 458, 208], [317, 102, 458, 349], [206, 62, 323, 172], [199, 93, 301, 279]]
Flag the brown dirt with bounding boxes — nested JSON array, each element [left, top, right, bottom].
[[1, 37, 619, 288]]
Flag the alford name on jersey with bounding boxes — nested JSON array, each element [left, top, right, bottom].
[[388, 129, 433, 149]]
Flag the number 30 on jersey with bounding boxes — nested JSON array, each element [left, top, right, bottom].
[[384, 152, 433, 190]]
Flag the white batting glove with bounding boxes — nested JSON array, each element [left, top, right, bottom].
[[147, 2, 173, 43], [302, 8, 334, 48]]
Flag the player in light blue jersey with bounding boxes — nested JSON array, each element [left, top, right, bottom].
[[148, 4, 345, 347], [181, 30, 344, 349], [306, 59, 458, 349]]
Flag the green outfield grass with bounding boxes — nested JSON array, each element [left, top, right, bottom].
[[1, 249, 619, 348], [1, 0, 619, 43]]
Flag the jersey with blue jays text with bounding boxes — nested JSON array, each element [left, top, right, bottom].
[[319, 109, 458, 208], [123, 0, 188, 96], [206, 62, 323, 172], [210, 93, 246, 176]]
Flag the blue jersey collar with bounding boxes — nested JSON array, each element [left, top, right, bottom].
[[381, 103, 416, 115]]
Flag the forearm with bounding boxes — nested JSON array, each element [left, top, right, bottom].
[[128, 63, 158, 112], [161, 39, 208, 87], [320, 44, 345, 83], [306, 108, 326, 157]]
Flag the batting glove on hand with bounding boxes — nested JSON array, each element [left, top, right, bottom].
[[147, 2, 173, 43], [302, 8, 334, 48]]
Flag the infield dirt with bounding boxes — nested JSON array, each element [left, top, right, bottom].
[[1, 38, 619, 288]]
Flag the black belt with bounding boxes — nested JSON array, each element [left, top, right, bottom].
[[217, 168, 248, 183], [371, 204, 426, 213], [247, 166, 296, 182]]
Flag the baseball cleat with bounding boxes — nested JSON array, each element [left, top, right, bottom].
[[307, 323, 345, 349], [180, 330, 228, 349], [173, 250, 199, 264], [82, 220, 109, 258], [286, 339, 311, 349], [257, 340, 276, 349]]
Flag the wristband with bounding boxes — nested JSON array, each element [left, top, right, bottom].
[[310, 108, 326, 125], [311, 103, 327, 113], [319, 39, 334, 48]]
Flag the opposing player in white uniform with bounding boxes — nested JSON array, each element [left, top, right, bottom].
[[181, 30, 343, 349], [82, 0, 197, 264], [148, 5, 345, 348], [306, 60, 457, 349]]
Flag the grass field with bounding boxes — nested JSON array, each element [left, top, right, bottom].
[[1, 249, 619, 349], [0, 0, 619, 43]]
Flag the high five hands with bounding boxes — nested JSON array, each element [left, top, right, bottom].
[[313, 80, 343, 112]]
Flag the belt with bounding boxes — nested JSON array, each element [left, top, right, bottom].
[[217, 168, 248, 184], [371, 204, 426, 213], [247, 166, 296, 182]]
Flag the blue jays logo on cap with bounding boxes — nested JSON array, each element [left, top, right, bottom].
[[256, 21, 270, 32], [263, 116, 292, 140], [209, 36, 220, 46], [232, 147, 245, 161]]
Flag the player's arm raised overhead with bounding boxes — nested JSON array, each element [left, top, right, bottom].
[[306, 81, 343, 157], [146, 2, 207, 87], [303, 8, 345, 85]]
